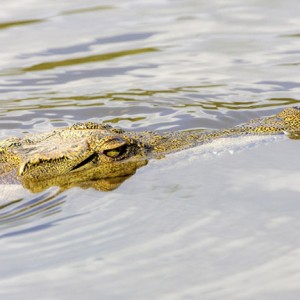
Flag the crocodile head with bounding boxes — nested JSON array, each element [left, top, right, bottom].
[[13, 122, 150, 192]]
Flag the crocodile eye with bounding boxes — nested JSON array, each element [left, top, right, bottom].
[[103, 144, 128, 160]]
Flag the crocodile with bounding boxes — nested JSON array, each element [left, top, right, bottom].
[[1, 107, 300, 193]]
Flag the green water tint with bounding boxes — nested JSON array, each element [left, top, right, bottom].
[[280, 62, 300, 66], [0, 19, 44, 30], [280, 33, 300, 38], [0, 5, 114, 31], [19, 47, 158, 72], [103, 117, 146, 124], [171, 97, 300, 110], [61, 6, 114, 15], [1, 89, 299, 114]]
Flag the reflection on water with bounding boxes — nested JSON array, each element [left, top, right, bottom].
[[0, 19, 44, 30], [18, 47, 158, 73], [62, 5, 114, 16], [1, 0, 300, 299], [0, 189, 64, 229]]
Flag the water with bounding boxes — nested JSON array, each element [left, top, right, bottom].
[[0, 0, 300, 299]]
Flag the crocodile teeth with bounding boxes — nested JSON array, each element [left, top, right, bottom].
[[18, 162, 28, 176]]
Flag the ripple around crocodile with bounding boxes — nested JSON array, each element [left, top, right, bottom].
[[0, 107, 300, 193]]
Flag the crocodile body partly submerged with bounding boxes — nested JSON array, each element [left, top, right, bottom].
[[1, 107, 300, 192]]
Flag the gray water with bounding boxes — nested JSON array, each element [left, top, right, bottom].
[[0, 0, 300, 299]]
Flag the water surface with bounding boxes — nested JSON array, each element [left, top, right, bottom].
[[0, 0, 300, 299]]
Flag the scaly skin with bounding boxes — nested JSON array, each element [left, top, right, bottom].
[[0, 107, 300, 192]]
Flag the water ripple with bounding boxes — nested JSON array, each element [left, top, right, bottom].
[[3, 47, 158, 74], [1, 0, 300, 298]]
